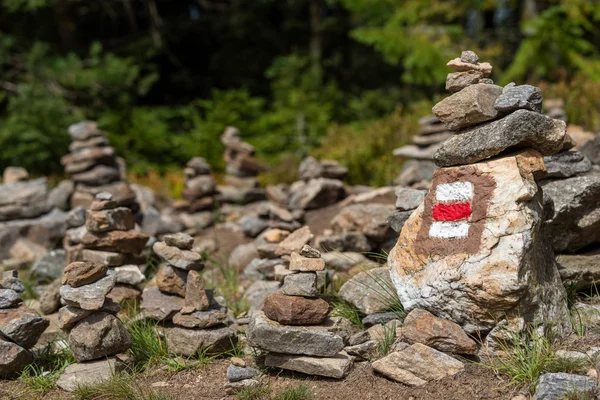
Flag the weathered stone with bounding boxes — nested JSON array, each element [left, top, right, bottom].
[[227, 364, 260, 382], [541, 170, 600, 252], [85, 207, 135, 232], [58, 300, 120, 331], [289, 178, 346, 210], [534, 372, 597, 400], [331, 203, 396, 242], [31, 249, 66, 281], [263, 292, 329, 325], [39, 278, 62, 315], [247, 311, 345, 356], [62, 261, 108, 288], [263, 228, 290, 243], [56, 357, 127, 392], [344, 340, 378, 360], [362, 312, 402, 328], [298, 156, 323, 181], [185, 270, 210, 311], [140, 287, 185, 321], [155, 264, 187, 297], [68, 312, 131, 362], [3, 166, 29, 183], [153, 241, 203, 271], [395, 159, 437, 187], [184, 175, 215, 198], [338, 267, 394, 315], [460, 50, 479, 64], [81, 230, 149, 254], [580, 135, 600, 166], [114, 265, 145, 286], [388, 210, 413, 233], [543, 151, 592, 179], [289, 252, 325, 272], [243, 280, 280, 313], [0, 178, 51, 221], [281, 272, 318, 297], [372, 343, 464, 386], [392, 143, 443, 160], [299, 244, 320, 258], [401, 309, 477, 354], [0, 289, 21, 309], [106, 283, 140, 304], [172, 308, 228, 329], [1, 271, 24, 293], [395, 188, 427, 211], [275, 226, 313, 256], [494, 84, 542, 113], [445, 70, 485, 92], [0, 304, 49, 348], [433, 110, 566, 167], [432, 83, 502, 131], [321, 252, 372, 272], [556, 250, 600, 291], [447, 57, 492, 75], [60, 270, 116, 310], [163, 325, 237, 356], [79, 249, 142, 267], [265, 352, 352, 379], [0, 337, 33, 378], [164, 232, 194, 250], [390, 153, 571, 336]]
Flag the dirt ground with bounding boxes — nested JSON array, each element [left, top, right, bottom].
[[0, 359, 523, 400]]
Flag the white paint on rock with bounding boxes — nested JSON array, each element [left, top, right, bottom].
[[429, 221, 470, 239], [435, 181, 473, 202]]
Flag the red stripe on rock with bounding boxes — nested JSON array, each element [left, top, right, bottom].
[[432, 202, 472, 221]]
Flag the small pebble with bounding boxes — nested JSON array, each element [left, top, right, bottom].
[[231, 357, 246, 367]]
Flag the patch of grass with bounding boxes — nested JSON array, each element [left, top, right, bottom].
[[127, 318, 168, 371], [272, 384, 314, 400], [206, 257, 250, 317], [569, 306, 588, 337], [19, 272, 38, 301], [235, 383, 270, 400], [18, 339, 75, 393], [74, 373, 176, 400], [225, 337, 246, 359], [480, 327, 588, 393], [330, 298, 363, 328], [377, 321, 397, 356]]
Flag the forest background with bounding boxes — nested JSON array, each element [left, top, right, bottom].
[[1, 0, 600, 194]]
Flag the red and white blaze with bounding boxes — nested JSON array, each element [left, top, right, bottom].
[[429, 181, 474, 239]]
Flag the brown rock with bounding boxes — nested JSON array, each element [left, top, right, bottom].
[[185, 270, 210, 311], [68, 312, 131, 362], [432, 83, 503, 131], [275, 226, 313, 256], [106, 284, 141, 304], [0, 337, 33, 378], [81, 230, 149, 254], [155, 264, 187, 297], [140, 287, 185, 321], [172, 309, 228, 329], [263, 229, 290, 243], [401, 309, 477, 354], [263, 292, 329, 325], [446, 58, 492, 75], [62, 262, 108, 288], [0, 304, 49, 349], [164, 233, 194, 250], [289, 252, 325, 272], [85, 208, 135, 233], [445, 70, 485, 93]]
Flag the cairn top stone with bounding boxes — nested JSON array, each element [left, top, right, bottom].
[[447, 57, 492, 76], [460, 50, 479, 64], [96, 192, 113, 201], [164, 233, 194, 250]]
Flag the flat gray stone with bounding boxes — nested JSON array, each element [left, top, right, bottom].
[[434, 110, 566, 167], [264, 352, 352, 379], [60, 270, 116, 311], [140, 287, 185, 321], [163, 325, 237, 356], [534, 372, 597, 400], [153, 241, 204, 271], [31, 249, 66, 281], [394, 188, 426, 211], [164, 232, 194, 250], [281, 272, 318, 297], [543, 151, 592, 179], [227, 364, 260, 382], [0, 304, 49, 349], [56, 357, 127, 392], [494, 83, 542, 113], [0, 289, 21, 309]]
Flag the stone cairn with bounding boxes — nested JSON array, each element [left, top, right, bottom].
[[0, 271, 49, 378], [218, 126, 267, 205], [140, 233, 237, 357], [247, 232, 353, 379], [171, 157, 217, 234], [62, 121, 138, 214], [389, 50, 572, 346], [56, 257, 131, 391], [65, 193, 148, 304]]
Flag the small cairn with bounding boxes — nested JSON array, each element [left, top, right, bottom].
[[56, 259, 131, 391], [62, 121, 138, 213], [218, 126, 267, 204], [224, 357, 261, 395], [247, 239, 353, 379], [171, 157, 217, 234], [0, 271, 49, 378], [140, 233, 237, 356], [66, 193, 148, 304]]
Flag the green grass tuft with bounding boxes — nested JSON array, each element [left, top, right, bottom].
[[330, 298, 363, 328], [18, 339, 75, 393], [235, 383, 270, 400], [74, 373, 176, 400], [377, 321, 398, 356], [272, 384, 314, 400], [127, 317, 168, 371]]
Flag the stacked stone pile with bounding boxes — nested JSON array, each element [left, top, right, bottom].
[[218, 126, 267, 204], [56, 260, 130, 391], [62, 121, 138, 213], [140, 233, 237, 356], [171, 157, 217, 233], [247, 241, 353, 379], [224, 357, 261, 394], [66, 193, 148, 304], [0, 271, 49, 378], [393, 116, 450, 188], [389, 50, 571, 342], [0, 168, 72, 263]]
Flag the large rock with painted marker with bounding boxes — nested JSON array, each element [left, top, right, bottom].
[[388, 151, 571, 336]]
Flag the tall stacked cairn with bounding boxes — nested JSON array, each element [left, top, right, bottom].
[[0, 271, 49, 378], [389, 50, 572, 346], [62, 121, 138, 214], [171, 157, 217, 233], [247, 242, 353, 379], [56, 259, 131, 391], [218, 126, 267, 204], [67, 193, 148, 304], [140, 233, 237, 356]]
